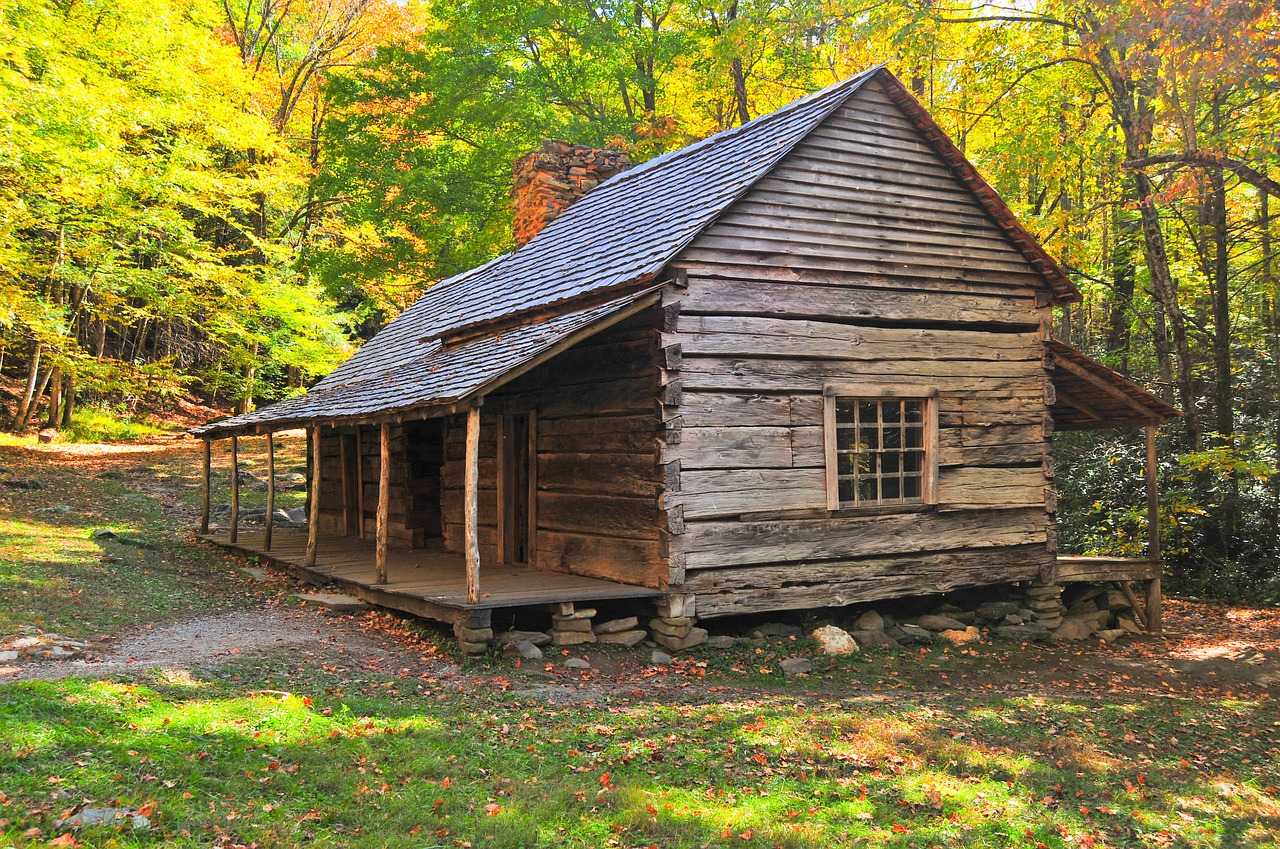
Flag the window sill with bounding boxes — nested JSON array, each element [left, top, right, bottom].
[[827, 503, 936, 518]]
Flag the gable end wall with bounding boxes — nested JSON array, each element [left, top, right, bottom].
[[661, 78, 1058, 618]]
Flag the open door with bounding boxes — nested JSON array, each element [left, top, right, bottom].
[[499, 411, 536, 565], [340, 432, 361, 537]]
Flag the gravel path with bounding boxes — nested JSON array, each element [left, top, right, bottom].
[[5, 606, 455, 682]]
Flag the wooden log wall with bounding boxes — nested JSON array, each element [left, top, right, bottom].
[[316, 423, 441, 548], [439, 310, 666, 587], [661, 77, 1058, 618]]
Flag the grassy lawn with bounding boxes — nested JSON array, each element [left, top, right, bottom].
[[0, 439, 1278, 847]]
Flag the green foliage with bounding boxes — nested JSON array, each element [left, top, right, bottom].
[[60, 404, 175, 444]]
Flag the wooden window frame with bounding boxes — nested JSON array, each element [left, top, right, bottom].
[[823, 384, 939, 512]]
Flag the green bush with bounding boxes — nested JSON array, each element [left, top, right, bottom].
[[61, 404, 175, 443]]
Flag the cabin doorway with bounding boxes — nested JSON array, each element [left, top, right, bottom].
[[340, 432, 361, 537], [500, 411, 536, 566]]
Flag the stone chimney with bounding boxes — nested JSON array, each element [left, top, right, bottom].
[[511, 140, 632, 247]]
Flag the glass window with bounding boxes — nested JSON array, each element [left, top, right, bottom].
[[832, 397, 928, 508]]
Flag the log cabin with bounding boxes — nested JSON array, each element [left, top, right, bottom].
[[193, 65, 1178, 652]]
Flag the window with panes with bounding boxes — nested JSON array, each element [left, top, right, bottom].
[[831, 397, 929, 508]]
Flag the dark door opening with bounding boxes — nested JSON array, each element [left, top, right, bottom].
[[501, 412, 535, 565], [340, 432, 360, 537]]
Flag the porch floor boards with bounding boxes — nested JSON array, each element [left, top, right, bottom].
[[201, 528, 662, 625]]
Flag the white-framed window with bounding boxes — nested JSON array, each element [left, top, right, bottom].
[[824, 386, 938, 511]]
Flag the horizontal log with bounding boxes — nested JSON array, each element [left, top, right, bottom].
[[668, 316, 1041, 362], [536, 530, 665, 588], [680, 356, 1046, 394], [667, 468, 828, 519], [538, 452, 660, 497], [937, 466, 1048, 508], [686, 545, 1053, 618], [678, 506, 1049, 570], [662, 426, 795, 470], [538, 492, 658, 539], [674, 277, 1039, 327]]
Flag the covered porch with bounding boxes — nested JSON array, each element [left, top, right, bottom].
[[201, 527, 662, 634], [1048, 340, 1181, 633]]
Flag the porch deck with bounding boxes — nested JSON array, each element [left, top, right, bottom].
[[201, 528, 663, 629]]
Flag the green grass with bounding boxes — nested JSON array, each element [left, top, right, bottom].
[[60, 404, 176, 444], [1, 440, 1279, 847], [1, 658, 1277, 848]]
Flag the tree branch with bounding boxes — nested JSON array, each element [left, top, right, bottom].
[[1126, 151, 1280, 198]]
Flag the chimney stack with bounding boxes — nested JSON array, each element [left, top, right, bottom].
[[511, 140, 632, 247]]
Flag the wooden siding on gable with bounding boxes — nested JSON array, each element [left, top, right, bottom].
[[662, 76, 1057, 617]]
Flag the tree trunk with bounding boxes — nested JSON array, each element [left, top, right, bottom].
[[1133, 168, 1198, 448], [45, 366, 62, 429], [1106, 200, 1139, 369], [60, 373, 74, 428], [12, 344, 42, 431]]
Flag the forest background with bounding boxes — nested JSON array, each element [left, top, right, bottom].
[[1, 0, 1277, 599]]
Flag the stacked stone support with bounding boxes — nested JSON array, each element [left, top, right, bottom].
[[454, 622, 493, 656], [651, 594, 707, 651], [552, 603, 597, 646]]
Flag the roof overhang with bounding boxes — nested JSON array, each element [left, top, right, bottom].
[[192, 290, 662, 440], [1047, 340, 1180, 430]]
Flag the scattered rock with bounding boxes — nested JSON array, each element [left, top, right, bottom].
[[975, 601, 1021, 624], [654, 627, 707, 651], [0, 650, 18, 662], [916, 614, 967, 632], [938, 627, 981, 645], [497, 630, 553, 647], [886, 624, 934, 646], [595, 616, 639, 635], [34, 504, 72, 514], [285, 507, 307, 524], [992, 623, 1052, 643], [1116, 616, 1142, 634], [100, 554, 124, 564], [242, 567, 273, 583], [1095, 629, 1126, 642], [58, 806, 151, 830], [812, 625, 859, 656], [650, 650, 674, 666], [37, 428, 58, 444], [551, 631, 596, 646], [1053, 617, 1093, 641], [273, 508, 302, 526], [1083, 609, 1112, 631], [751, 622, 800, 638], [90, 529, 118, 540], [706, 635, 737, 649], [1105, 589, 1132, 609], [853, 610, 884, 632], [596, 629, 647, 647], [1001, 613, 1023, 626], [295, 592, 368, 613], [1035, 616, 1064, 630], [505, 640, 543, 661], [778, 657, 812, 677], [3, 478, 44, 490], [850, 629, 897, 649], [1018, 608, 1036, 622], [563, 658, 592, 670]]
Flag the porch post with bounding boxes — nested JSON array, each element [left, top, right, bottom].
[[229, 435, 239, 544], [1145, 425, 1162, 634], [356, 425, 366, 540], [199, 438, 211, 534], [304, 424, 322, 568], [376, 422, 390, 584], [465, 403, 481, 604], [264, 431, 275, 552]]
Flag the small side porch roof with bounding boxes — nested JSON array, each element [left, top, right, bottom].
[[1047, 340, 1181, 431]]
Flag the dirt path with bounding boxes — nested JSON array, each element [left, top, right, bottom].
[[6, 606, 457, 682]]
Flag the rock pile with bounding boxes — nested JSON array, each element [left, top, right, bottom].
[[1, 629, 95, 662]]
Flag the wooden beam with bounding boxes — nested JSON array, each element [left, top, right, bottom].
[[264, 432, 276, 551], [304, 425, 321, 568], [200, 439, 211, 534], [229, 436, 239, 544], [340, 432, 352, 536], [465, 404, 481, 604], [1055, 386, 1103, 420], [1145, 425, 1162, 634], [356, 425, 366, 540], [376, 422, 390, 585], [1052, 354, 1158, 418]]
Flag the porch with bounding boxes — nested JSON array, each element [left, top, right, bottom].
[[202, 527, 662, 632]]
